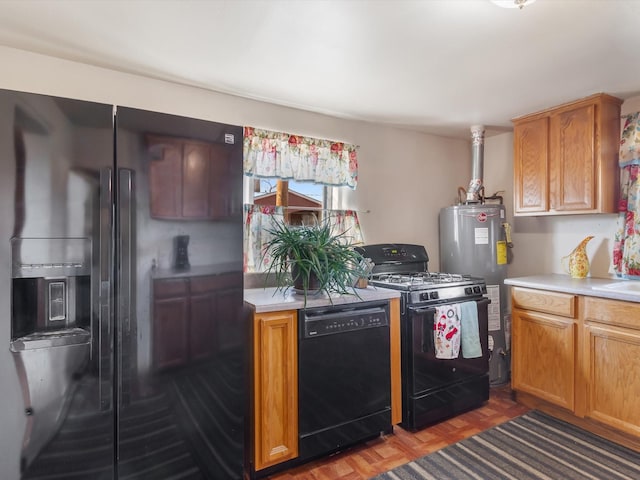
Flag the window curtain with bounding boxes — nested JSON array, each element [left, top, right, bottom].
[[326, 209, 365, 247], [243, 126, 358, 189], [613, 112, 640, 278], [243, 205, 365, 273], [243, 204, 285, 273]]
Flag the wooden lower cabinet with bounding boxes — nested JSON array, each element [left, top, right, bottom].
[[389, 297, 401, 425], [582, 297, 640, 437], [512, 308, 576, 410], [512, 287, 640, 451], [252, 310, 298, 471], [512, 287, 577, 411]]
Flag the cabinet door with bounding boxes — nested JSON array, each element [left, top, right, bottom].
[[153, 296, 189, 369], [549, 103, 595, 211], [512, 307, 575, 411], [182, 141, 211, 218], [583, 323, 640, 437], [253, 310, 298, 471], [582, 297, 640, 437], [514, 116, 548, 214], [149, 141, 182, 219], [189, 291, 217, 362]]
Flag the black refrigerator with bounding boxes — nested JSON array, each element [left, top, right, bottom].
[[0, 89, 246, 479]]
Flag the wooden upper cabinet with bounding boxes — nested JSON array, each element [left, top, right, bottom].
[[512, 93, 622, 216], [514, 116, 549, 214], [549, 102, 596, 211], [147, 135, 235, 220]]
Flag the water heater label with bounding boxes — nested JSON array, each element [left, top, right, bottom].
[[474, 227, 489, 244], [496, 240, 507, 265], [486, 285, 501, 331]]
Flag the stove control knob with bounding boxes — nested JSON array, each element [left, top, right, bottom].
[[430, 291, 439, 300], [473, 286, 481, 294], [464, 287, 473, 295]]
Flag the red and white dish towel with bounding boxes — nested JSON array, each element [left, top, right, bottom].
[[434, 304, 461, 359]]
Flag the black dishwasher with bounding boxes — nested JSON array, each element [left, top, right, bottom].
[[298, 300, 391, 461]]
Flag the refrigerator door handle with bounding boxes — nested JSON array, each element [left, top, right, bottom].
[[99, 167, 114, 411], [117, 169, 135, 407]]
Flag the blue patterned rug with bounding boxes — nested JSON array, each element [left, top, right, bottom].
[[373, 410, 640, 480]]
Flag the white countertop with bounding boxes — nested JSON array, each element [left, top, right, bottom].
[[504, 274, 640, 303], [244, 285, 401, 312]]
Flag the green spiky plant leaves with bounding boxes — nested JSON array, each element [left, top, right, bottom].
[[262, 218, 367, 305]]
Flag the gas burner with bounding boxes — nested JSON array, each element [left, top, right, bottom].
[[357, 243, 487, 303], [371, 271, 473, 288], [420, 272, 471, 283]]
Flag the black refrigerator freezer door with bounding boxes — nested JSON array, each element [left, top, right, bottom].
[[3, 90, 117, 480], [2, 90, 246, 480]]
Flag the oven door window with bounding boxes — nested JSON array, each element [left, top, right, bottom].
[[407, 298, 490, 396]]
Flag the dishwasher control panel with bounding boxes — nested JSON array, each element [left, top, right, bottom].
[[301, 303, 389, 338]]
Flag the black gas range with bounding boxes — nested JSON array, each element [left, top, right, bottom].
[[359, 244, 487, 305], [370, 271, 488, 306], [356, 243, 491, 431]]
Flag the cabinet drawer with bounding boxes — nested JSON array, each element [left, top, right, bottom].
[[583, 296, 640, 330], [153, 278, 189, 297], [512, 287, 576, 318]]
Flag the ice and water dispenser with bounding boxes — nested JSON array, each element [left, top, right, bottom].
[[10, 237, 91, 343], [10, 238, 93, 468]]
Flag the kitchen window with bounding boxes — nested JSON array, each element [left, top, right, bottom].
[[247, 178, 329, 225], [242, 126, 362, 273]]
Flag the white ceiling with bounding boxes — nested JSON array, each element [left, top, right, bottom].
[[0, 0, 638, 138]]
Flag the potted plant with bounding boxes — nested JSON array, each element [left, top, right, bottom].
[[262, 218, 367, 303]]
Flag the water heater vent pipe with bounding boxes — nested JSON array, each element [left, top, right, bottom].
[[466, 125, 485, 203]]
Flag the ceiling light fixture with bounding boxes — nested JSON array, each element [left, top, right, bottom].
[[491, 0, 537, 9]]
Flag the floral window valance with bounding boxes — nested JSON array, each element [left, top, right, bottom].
[[243, 126, 358, 189]]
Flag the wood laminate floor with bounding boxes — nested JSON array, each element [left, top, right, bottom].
[[268, 385, 530, 480]]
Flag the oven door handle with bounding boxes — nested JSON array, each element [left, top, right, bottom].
[[408, 306, 435, 315], [409, 297, 489, 315]]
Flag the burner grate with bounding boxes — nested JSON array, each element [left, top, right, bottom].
[[371, 271, 472, 287]]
